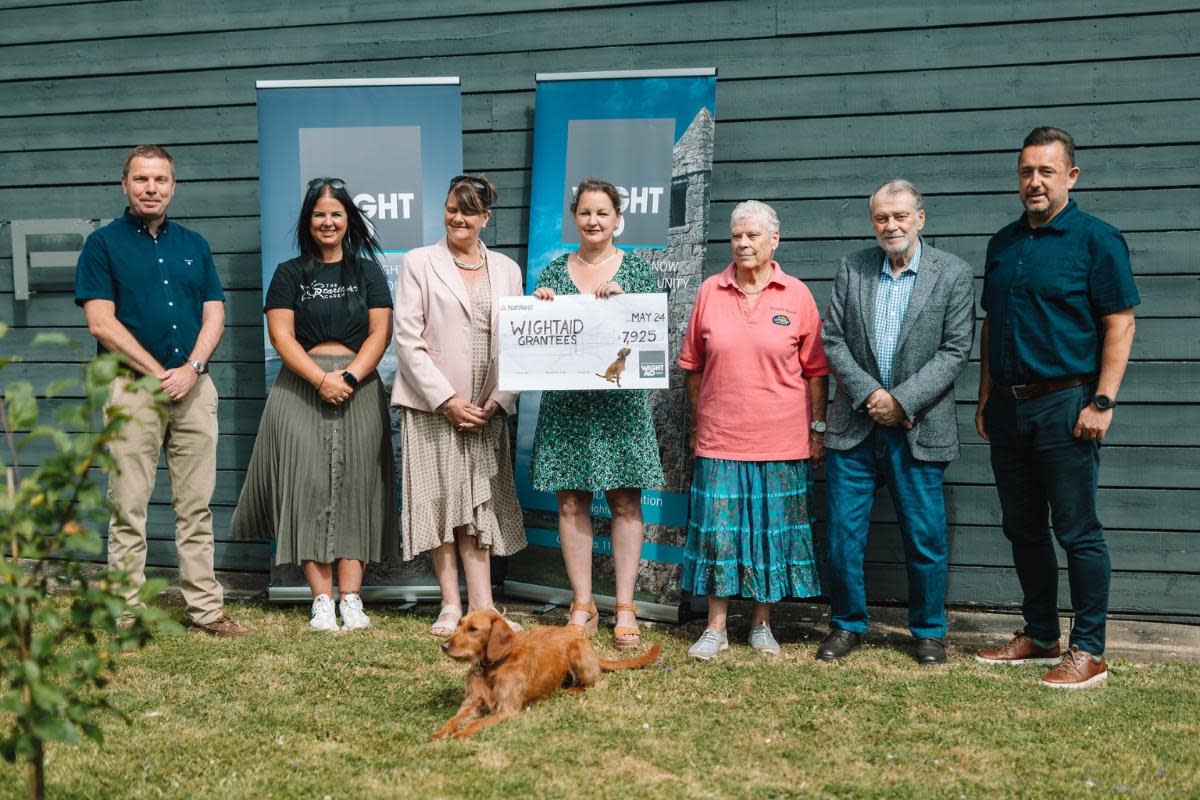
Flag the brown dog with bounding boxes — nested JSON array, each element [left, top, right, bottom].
[[432, 609, 661, 739], [595, 346, 632, 387]]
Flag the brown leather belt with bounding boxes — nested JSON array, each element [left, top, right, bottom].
[[994, 375, 1096, 400]]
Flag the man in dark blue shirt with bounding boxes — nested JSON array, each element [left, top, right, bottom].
[[75, 145, 249, 637], [974, 127, 1138, 688]]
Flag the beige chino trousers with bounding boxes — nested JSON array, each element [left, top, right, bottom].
[[105, 374, 223, 624]]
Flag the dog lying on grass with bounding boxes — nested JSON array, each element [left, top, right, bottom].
[[432, 608, 662, 739]]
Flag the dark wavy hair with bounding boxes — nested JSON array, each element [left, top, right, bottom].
[[294, 180, 383, 288], [570, 178, 622, 216], [296, 181, 382, 263]]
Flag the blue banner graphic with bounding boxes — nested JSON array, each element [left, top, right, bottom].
[[512, 69, 717, 585], [255, 78, 463, 387]]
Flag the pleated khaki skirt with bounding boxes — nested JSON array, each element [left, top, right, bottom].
[[231, 354, 399, 566]]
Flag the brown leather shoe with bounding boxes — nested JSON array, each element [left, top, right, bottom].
[[189, 614, 251, 638], [975, 631, 1060, 665], [1041, 646, 1108, 689]]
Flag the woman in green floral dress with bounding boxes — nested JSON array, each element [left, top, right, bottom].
[[530, 179, 665, 649]]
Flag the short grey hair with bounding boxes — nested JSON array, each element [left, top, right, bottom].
[[730, 200, 780, 236], [868, 179, 924, 213]]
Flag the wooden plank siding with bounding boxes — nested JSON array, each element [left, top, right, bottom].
[[0, 1, 1196, 618]]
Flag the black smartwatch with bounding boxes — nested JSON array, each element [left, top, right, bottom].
[[341, 371, 360, 389], [1092, 394, 1116, 411]]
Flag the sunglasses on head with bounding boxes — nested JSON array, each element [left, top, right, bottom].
[[307, 177, 346, 191], [450, 174, 489, 192]]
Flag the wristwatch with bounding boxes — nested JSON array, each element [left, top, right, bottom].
[[1092, 394, 1116, 411], [810, 420, 827, 434], [188, 359, 208, 375], [341, 370, 360, 389]]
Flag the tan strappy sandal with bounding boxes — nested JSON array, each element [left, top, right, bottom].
[[613, 601, 641, 650], [429, 603, 462, 637], [567, 599, 598, 637]]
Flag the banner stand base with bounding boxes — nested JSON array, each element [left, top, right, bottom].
[[504, 580, 680, 623], [268, 581, 683, 624], [267, 584, 444, 604]]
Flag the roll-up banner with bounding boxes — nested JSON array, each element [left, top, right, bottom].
[[507, 68, 717, 621], [254, 77, 463, 601]]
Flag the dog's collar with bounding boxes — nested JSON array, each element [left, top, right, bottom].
[[475, 653, 511, 674]]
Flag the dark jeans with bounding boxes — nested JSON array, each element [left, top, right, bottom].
[[984, 383, 1109, 655], [825, 425, 949, 639]]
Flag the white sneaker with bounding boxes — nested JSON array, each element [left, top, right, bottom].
[[688, 629, 729, 661], [748, 622, 781, 655], [309, 594, 339, 632], [339, 593, 371, 631]]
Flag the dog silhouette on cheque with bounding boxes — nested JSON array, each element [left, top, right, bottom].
[[596, 347, 632, 387]]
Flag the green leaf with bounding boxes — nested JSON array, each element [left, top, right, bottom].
[[87, 356, 119, 387], [4, 382, 38, 430], [30, 682, 64, 711], [81, 721, 104, 745], [0, 321, 7, 338], [30, 632, 56, 661], [0, 734, 17, 763], [31, 332, 70, 348], [138, 577, 169, 603], [45, 376, 79, 399], [32, 717, 79, 745]]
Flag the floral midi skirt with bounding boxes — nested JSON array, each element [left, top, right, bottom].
[[680, 457, 821, 603]]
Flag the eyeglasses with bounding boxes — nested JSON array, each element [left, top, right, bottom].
[[307, 177, 346, 191], [449, 174, 489, 192]]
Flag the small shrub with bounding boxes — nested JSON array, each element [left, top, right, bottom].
[[0, 323, 179, 799]]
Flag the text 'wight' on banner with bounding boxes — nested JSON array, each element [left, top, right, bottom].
[[562, 118, 675, 247]]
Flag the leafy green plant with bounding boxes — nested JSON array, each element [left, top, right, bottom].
[[0, 322, 179, 800]]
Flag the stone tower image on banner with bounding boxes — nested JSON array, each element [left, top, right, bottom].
[[630, 106, 715, 602]]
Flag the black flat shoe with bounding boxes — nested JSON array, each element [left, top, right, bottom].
[[915, 638, 947, 665], [816, 629, 863, 661]]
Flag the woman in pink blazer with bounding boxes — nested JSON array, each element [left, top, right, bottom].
[[392, 174, 526, 636]]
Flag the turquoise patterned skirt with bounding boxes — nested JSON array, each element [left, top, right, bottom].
[[680, 457, 821, 603]]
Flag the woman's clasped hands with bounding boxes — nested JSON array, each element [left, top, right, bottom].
[[441, 396, 498, 431], [318, 371, 354, 405]]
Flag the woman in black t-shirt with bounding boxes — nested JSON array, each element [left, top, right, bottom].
[[231, 179, 398, 632]]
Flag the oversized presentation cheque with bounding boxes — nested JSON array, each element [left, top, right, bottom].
[[498, 293, 670, 391]]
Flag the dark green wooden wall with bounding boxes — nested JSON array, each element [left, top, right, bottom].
[[1, 1, 1196, 617]]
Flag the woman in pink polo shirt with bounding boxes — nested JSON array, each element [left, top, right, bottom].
[[678, 200, 830, 661]]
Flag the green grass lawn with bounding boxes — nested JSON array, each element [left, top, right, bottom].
[[2, 601, 1198, 799]]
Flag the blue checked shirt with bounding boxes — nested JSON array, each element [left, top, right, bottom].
[[873, 241, 922, 389]]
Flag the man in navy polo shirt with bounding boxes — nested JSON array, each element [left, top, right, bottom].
[[75, 145, 249, 637], [974, 127, 1138, 687]]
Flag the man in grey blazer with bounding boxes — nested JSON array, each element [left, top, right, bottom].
[[817, 179, 975, 664]]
